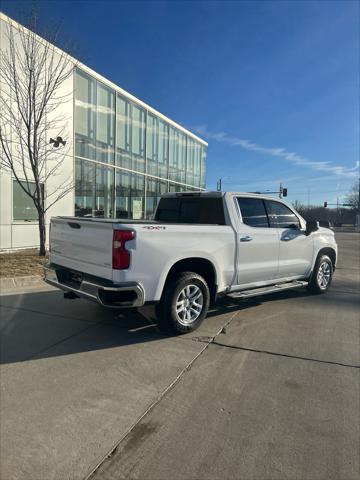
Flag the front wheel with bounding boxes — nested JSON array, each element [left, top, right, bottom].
[[307, 254, 333, 294], [156, 272, 210, 334]]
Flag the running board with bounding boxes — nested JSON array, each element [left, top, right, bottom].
[[227, 281, 308, 299]]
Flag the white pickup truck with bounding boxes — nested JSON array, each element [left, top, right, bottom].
[[45, 192, 337, 333]]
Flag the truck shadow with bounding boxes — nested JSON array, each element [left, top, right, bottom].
[[1, 285, 357, 365]]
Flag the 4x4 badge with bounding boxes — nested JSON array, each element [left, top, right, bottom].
[[142, 226, 166, 230]]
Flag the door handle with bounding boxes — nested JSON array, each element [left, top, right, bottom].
[[282, 236, 291, 241], [240, 235, 253, 242]]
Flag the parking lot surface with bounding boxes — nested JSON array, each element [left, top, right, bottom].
[[1, 233, 359, 480]]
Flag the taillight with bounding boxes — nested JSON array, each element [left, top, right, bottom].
[[112, 230, 135, 270]]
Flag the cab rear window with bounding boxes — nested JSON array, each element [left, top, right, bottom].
[[155, 197, 226, 224]]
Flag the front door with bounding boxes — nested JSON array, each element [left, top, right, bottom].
[[264, 199, 314, 278], [236, 197, 280, 286]]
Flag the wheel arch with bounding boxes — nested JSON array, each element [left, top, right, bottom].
[[317, 247, 336, 269], [308, 247, 336, 293], [161, 257, 218, 304], [313, 247, 337, 272]]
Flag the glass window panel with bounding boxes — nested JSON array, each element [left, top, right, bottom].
[[264, 200, 300, 229], [95, 165, 114, 218], [96, 82, 115, 164], [75, 69, 96, 160], [13, 181, 39, 221], [158, 120, 169, 178], [75, 159, 95, 217], [168, 182, 181, 193], [115, 169, 131, 218], [159, 179, 168, 195], [131, 173, 145, 219], [146, 177, 168, 219], [178, 132, 186, 184], [237, 197, 269, 228], [116, 95, 131, 169], [131, 103, 145, 173], [146, 177, 158, 219], [193, 142, 201, 188], [132, 104, 145, 156], [115, 170, 145, 219], [146, 115, 154, 159], [158, 121, 165, 164], [97, 85, 109, 143], [169, 126, 178, 182], [186, 137, 195, 186], [169, 127, 186, 183], [146, 113, 158, 176], [116, 97, 127, 151], [75, 74, 89, 136], [200, 145, 207, 189]]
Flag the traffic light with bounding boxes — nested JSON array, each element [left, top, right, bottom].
[[282, 188, 288, 197], [324, 202, 328, 208]]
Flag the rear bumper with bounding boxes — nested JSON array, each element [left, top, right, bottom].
[[44, 264, 145, 308]]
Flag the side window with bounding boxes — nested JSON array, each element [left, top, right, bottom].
[[237, 197, 269, 228], [265, 200, 300, 229], [13, 180, 43, 221]]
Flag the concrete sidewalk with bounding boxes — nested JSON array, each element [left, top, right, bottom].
[[0, 275, 44, 291]]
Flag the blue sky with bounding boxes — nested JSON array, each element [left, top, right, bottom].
[[3, 0, 359, 205]]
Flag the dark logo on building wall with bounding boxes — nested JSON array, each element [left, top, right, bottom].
[[50, 136, 66, 148]]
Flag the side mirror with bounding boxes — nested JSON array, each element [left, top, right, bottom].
[[306, 220, 319, 236]]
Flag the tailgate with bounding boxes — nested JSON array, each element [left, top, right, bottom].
[[50, 217, 114, 280]]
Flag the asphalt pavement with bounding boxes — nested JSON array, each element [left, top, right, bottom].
[[0, 233, 359, 480]]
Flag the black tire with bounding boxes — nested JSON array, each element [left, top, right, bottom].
[[307, 254, 333, 294], [156, 272, 210, 334]]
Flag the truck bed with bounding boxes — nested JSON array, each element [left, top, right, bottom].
[[49, 216, 235, 302]]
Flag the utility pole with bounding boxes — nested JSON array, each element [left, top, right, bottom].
[[216, 178, 222, 191]]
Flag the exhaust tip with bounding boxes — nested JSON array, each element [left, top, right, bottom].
[[64, 291, 79, 300]]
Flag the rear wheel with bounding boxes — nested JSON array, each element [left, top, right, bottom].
[[156, 272, 210, 334], [307, 254, 333, 294]]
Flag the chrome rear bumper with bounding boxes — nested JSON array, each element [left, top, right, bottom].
[[44, 264, 145, 308]]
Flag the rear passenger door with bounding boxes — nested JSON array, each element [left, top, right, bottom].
[[264, 200, 313, 278], [236, 197, 280, 286]]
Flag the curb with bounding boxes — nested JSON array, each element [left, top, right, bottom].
[[0, 275, 45, 291]]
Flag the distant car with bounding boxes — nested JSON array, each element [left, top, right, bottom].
[[45, 192, 338, 334]]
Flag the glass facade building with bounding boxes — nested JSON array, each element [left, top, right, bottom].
[[74, 68, 207, 219]]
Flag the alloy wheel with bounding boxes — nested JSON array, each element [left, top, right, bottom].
[[176, 284, 204, 325], [317, 261, 331, 289]]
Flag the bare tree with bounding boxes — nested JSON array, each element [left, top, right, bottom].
[[0, 14, 75, 255], [292, 200, 306, 215], [345, 179, 360, 211]]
